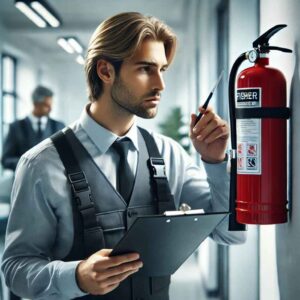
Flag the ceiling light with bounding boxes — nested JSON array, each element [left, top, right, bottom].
[[15, 1, 47, 28], [76, 55, 85, 65], [68, 38, 83, 54], [15, 0, 61, 28], [57, 37, 85, 64], [31, 1, 60, 28], [57, 38, 74, 54], [57, 37, 85, 55]]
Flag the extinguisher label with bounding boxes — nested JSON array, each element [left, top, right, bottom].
[[237, 88, 260, 106], [236, 88, 262, 175]]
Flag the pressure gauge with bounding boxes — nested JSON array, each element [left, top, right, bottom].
[[247, 50, 258, 63]]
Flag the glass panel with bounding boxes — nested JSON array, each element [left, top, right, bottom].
[[2, 56, 15, 93], [3, 94, 15, 124]]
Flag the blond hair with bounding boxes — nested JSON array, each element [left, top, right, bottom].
[[85, 12, 177, 101]]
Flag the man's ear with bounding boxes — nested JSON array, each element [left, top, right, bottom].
[[96, 59, 115, 84]]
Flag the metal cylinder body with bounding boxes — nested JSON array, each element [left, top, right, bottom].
[[236, 56, 287, 224]]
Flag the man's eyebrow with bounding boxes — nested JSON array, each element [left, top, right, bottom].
[[134, 61, 169, 68]]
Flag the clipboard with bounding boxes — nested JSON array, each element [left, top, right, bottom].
[[110, 211, 228, 276]]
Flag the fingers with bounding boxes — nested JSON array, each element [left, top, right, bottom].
[[196, 118, 227, 143], [95, 252, 141, 270], [101, 268, 139, 287], [99, 283, 120, 296], [190, 107, 229, 144], [76, 249, 143, 296], [96, 260, 143, 280], [91, 259, 142, 295], [193, 106, 215, 132], [91, 268, 139, 295], [97, 249, 113, 256], [190, 106, 212, 136], [201, 124, 228, 144]]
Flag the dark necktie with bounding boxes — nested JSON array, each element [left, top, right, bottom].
[[37, 119, 43, 141], [111, 139, 135, 204]]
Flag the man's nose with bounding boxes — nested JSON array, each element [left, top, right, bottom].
[[153, 72, 165, 91]]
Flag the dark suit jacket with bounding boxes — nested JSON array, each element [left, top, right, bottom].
[[1, 116, 65, 171]]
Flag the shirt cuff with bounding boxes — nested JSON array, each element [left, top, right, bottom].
[[56, 260, 88, 298]]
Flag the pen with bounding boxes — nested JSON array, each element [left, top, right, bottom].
[[194, 70, 224, 126]]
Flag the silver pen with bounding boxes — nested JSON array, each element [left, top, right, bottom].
[[194, 70, 224, 126]]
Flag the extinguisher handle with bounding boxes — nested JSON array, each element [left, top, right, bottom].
[[253, 24, 288, 49], [266, 46, 293, 53]]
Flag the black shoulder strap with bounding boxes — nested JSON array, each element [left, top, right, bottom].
[[138, 127, 176, 213], [51, 128, 105, 257]]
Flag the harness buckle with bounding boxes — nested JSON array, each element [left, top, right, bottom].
[[149, 157, 167, 178], [68, 171, 89, 193]]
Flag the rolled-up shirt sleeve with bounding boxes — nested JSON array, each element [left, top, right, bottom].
[[1, 154, 86, 299]]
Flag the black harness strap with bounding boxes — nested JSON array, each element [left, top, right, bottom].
[[51, 128, 105, 257], [236, 107, 291, 119], [138, 127, 176, 214]]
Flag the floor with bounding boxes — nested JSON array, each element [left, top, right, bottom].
[[170, 254, 216, 300]]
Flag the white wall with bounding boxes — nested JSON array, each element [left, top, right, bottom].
[[42, 60, 86, 124], [260, 1, 300, 300]]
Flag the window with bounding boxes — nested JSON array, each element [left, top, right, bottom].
[[1, 54, 17, 154]]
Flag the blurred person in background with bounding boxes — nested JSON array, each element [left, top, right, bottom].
[[1, 85, 65, 171]]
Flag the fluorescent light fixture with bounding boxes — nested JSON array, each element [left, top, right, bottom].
[[15, 1, 47, 28], [58, 37, 85, 55], [68, 38, 83, 54], [57, 38, 74, 54], [76, 55, 85, 65], [15, 0, 61, 28], [58, 36, 85, 64], [31, 1, 60, 27]]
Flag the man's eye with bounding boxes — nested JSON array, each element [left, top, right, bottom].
[[140, 66, 151, 72]]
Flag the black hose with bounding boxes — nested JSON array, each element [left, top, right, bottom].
[[228, 53, 247, 231]]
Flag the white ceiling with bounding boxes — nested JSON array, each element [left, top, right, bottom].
[[0, 0, 190, 61]]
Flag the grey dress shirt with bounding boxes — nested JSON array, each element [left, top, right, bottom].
[[1, 107, 246, 299]]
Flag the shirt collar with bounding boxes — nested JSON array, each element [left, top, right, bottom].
[[79, 104, 139, 154], [28, 114, 48, 125]]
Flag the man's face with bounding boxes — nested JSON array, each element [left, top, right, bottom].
[[34, 96, 53, 116], [110, 39, 168, 119]]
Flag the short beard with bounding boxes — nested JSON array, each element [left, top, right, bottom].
[[111, 75, 159, 119]]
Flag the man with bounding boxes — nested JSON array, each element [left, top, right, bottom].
[[1, 85, 65, 171], [1, 12, 245, 300]]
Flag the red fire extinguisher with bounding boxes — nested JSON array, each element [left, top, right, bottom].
[[228, 25, 292, 230]]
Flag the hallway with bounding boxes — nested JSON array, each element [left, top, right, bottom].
[[170, 254, 217, 300]]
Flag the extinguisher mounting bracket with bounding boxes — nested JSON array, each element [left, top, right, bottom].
[[229, 149, 236, 159]]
